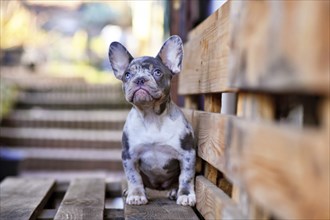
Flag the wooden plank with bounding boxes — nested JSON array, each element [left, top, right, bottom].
[[233, 93, 274, 219], [236, 93, 274, 121], [204, 94, 221, 113], [195, 176, 245, 220], [226, 119, 330, 220], [203, 94, 222, 182], [104, 209, 124, 220], [54, 178, 105, 220], [183, 108, 329, 219], [197, 111, 229, 173], [179, 1, 232, 95], [204, 162, 218, 185], [124, 189, 199, 220], [229, 0, 329, 95], [0, 178, 55, 220]]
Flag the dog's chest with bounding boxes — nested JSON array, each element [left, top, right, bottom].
[[126, 110, 185, 155]]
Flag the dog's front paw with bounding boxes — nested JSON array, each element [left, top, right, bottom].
[[126, 194, 148, 205], [126, 188, 148, 205], [176, 194, 196, 206]]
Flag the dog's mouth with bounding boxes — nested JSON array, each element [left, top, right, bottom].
[[133, 87, 151, 97], [131, 87, 156, 103]]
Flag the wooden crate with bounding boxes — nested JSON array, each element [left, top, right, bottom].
[[179, 0, 329, 219]]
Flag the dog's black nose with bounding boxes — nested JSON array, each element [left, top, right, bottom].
[[134, 77, 147, 86]]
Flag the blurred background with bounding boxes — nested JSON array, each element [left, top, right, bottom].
[[0, 0, 225, 185]]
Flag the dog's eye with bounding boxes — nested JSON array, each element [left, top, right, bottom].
[[125, 72, 131, 80], [153, 69, 162, 77]]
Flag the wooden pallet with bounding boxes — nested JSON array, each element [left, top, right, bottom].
[[0, 177, 198, 220]]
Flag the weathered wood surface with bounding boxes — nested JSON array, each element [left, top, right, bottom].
[[195, 176, 244, 220], [232, 93, 274, 219], [54, 178, 105, 220], [0, 178, 55, 220], [179, 0, 329, 95], [124, 191, 199, 220], [182, 108, 329, 219], [179, 1, 232, 95], [226, 119, 329, 220], [229, 0, 329, 95]]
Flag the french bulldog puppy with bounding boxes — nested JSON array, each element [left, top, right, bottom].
[[108, 35, 196, 206]]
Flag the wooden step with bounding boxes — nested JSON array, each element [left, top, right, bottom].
[[23, 83, 123, 93], [2, 109, 129, 130], [0, 147, 123, 171], [19, 171, 125, 183], [0, 127, 122, 149], [16, 91, 130, 109]]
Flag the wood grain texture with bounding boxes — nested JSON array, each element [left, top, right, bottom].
[[236, 93, 274, 121], [229, 0, 330, 95], [233, 92, 273, 219], [197, 111, 229, 173], [54, 178, 105, 220], [0, 178, 55, 220], [179, 1, 232, 95], [204, 94, 221, 113], [124, 190, 199, 220], [226, 119, 330, 220], [183, 108, 329, 219], [195, 176, 244, 220], [204, 162, 218, 185]]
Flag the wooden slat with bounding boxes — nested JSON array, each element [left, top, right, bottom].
[[233, 93, 274, 219], [124, 191, 199, 220], [54, 178, 105, 220], [179, 1, 232, 95], [229, 0, 329, 95], [196, 111, 228, 173], [183, 108, 329, 219], [195, 176, 244, 220], [0, 178, 55, 220], [225, 119, 330, 220]]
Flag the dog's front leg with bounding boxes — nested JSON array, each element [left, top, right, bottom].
[[123, 158, 148, 205], [177, 149, 196, 206]]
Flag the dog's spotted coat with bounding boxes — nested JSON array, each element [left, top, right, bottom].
[[108, 36, 196, 206]]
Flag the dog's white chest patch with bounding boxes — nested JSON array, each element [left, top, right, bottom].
[[125, 108, 186, 157]]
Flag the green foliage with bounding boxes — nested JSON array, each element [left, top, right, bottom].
[[0, 80, 18, 120]]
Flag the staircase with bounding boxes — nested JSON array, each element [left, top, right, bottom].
[[0, 74, 130, 182]]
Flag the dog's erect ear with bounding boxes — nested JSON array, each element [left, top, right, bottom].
[[156, 35, 183, 75], [108, 42, 133, 80]]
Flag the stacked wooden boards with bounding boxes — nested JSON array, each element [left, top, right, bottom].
[[179, 1, 329, 220], [0, 177, 199, 220]]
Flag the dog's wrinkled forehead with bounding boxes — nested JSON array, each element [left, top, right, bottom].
[[128, 56, 170, 75]]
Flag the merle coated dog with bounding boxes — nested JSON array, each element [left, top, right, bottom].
[[108, 36, 196, 206]]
